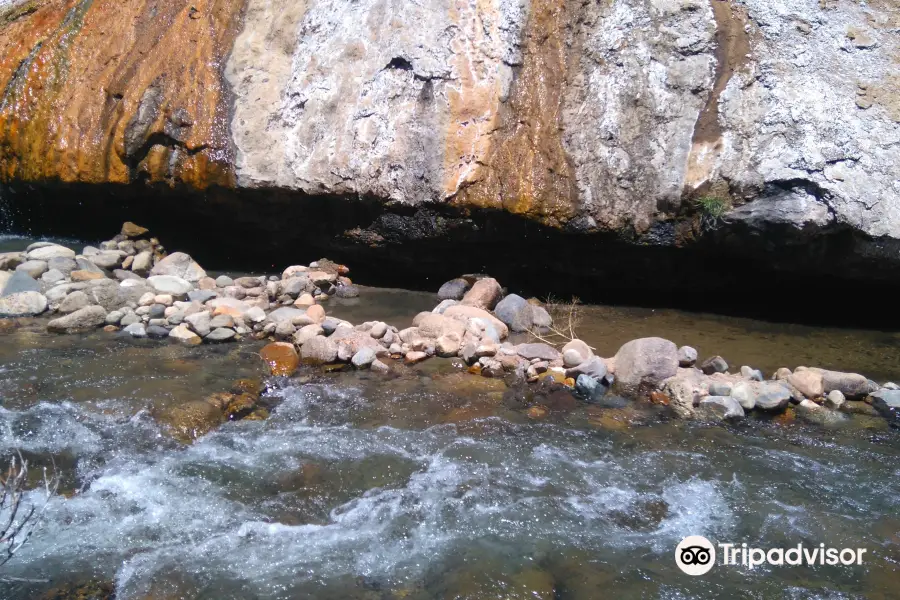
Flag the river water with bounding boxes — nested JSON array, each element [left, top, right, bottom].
[[1, 238, 899, 598]]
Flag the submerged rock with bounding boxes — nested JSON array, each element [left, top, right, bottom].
[[260, 342, 300, 376], [47, 305, 107, 333]]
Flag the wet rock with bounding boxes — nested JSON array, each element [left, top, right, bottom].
[[150, 252, 207, 282], [614, 337, 678, 395], [494, 294, 533, 332], [575, 374, 608, 403], [58, 290, 91, 314], [677, 345, 698, 367], [48, 305, 107, 333], [869, 389, 900, 422], [206, 327, 236, 342], [147, 275, 192, 296], [460, 277, 502, 310], [2, 270, 42, 296], [301, 336, 338, 364], [146, 325, 171, 339], [405, 350, 428, 364], [16, 259, 48, 278], [699, 396, 745, 420], [561, 339, 592, 367], [700, 355, 728, 375], [26, 244, 75, 261], [437, 278, 470, 300], [260, 342, 300, 376], [788, 369, 824, 398], [335, 283, 359, 298], [516, 343, 561, 361], [159, 399, 224, 443], [124, 322, 147, 338], [169, 324, 202, 345], [795, 399, 847, 427], [660, 368, 705, 419], [0, 291, 48, 317], [371, 358, 390, 374], [565, 355, 608, 381], [351, 347, 377, 369]]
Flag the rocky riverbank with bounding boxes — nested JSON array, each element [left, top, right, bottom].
[[1, 222, 898, 433]]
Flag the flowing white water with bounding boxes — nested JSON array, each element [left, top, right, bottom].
[[1, 378, 897, 599]]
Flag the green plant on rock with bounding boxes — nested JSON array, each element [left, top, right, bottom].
[[693, 195, 732, 231]]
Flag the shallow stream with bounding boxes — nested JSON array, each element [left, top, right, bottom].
[[0, 236, 899, 599]]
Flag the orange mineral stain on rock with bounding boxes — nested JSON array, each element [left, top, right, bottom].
[[447, 0, 575, 226], [0, 0, 245, 187]]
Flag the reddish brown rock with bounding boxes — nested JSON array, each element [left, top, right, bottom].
[[260, 342, 299, 376]]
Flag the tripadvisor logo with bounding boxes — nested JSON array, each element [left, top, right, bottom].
[[675, 536, 868, 576]]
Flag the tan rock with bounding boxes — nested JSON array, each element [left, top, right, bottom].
[[306, 304, 326, 323], [70, 270, 105, 282], [293, 293, 315, 307], [260, 342, 300, 376], [460, 277, 502, 310], [787, 370, 824, 398], [443, 305, 509, 340]]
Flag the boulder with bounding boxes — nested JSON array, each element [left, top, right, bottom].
[[300, 336, 338, 364], [123, 322, 147, 338], [207, 297, 251, 318], [47, 256, 77, 276], [105, 310, 124, 325], [260, 342, 300, 376], [0, 252, 24, 270], [26, 244, 75, 261], [88, 250, 126, 270], [443, 305, 509, 339], [210, 314, 235, 329], [677, 346, 698, 367], [206, 327, 237, 342], [47, 305, 107, 333], [215, 275, 234, 288], [437, 278, 470, 301], [120, 222, 150, 238], [282, 276, 312, 297], [575, 374, 607, 403], [432, 299, 458, 314], [565, 356, 608, 381], [331, 327, 383, 361], [293, 324, 324, 346], [0, 291, 48, 317], [700, 355, 729, 375], [787, 370, 824, 398], [868, 389, 900, 421], [147, 275, 192, 296], [169, 324, 202, 345], [515, 343, 561, 361], [614, 337, 679, 394], [58, 290, 91, 314], [494, 294, 533, 332], [825, 389, 846, 409], [266, 306, 306, 324], [795, 399, 847, 427], [40, 269, 65, 285], [306, 304, 326, 323], [149, 252, 207, 282], [335, 283, 359, 298], [699, 396, 745, 420], [2, 270, 41, 296], [351, 347, 377, 369], [740, 366, 764, 382], [460, 277, 502, 310], [184, 311, 212, 337], [281, 265, 308, 280], [561, 339, 592, 367], [15, 260, 48, 278], [660, 368, 705, 419], [415, 313, 466, 340], [531, 305, 552, 328], [812, 369, 878, 399]]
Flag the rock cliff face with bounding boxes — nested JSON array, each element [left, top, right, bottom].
[[0, 0, 898, 304]]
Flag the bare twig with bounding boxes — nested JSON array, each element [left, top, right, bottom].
[[0, 452, 58, 573], [527, 296, 594, 350]]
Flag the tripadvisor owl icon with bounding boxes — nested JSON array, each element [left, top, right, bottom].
[[676, 536, 716, 575]]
